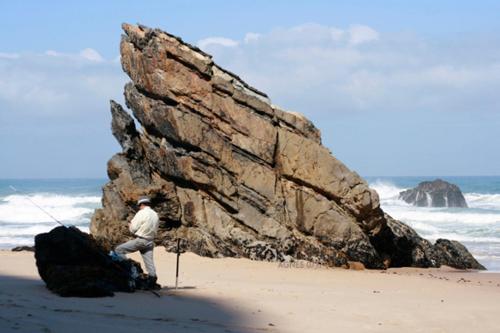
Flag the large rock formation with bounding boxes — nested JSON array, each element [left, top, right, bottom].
[[399, 179, 468, 208], [91, 23, 483, 270]]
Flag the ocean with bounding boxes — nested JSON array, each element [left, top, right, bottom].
[[368, 176, 500, 272], [1, 177, 499, 271], [0, 179, 103, 249]]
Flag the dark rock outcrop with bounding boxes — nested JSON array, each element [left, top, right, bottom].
[[399, 179, 468, 208], [90, 23, 483, 270], [433, 239, 485, 270], [11, 245, 34, 252], [381, 214, 437, 267], [381, 215, 484, 269], [35, 226, 156, 297]]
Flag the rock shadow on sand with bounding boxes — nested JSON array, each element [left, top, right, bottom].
[[0, 274, 273, 333]]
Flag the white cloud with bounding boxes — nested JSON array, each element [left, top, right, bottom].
[[348, 24, 379, 45], [3, 24, 498, 124], [45, 48, 104, 62], [330, 28, 344, 42], [197, 37, 239, 49], [0, 49, 125, 114], [0, 48, 126, 179], [195, 23, 500, 115], [45, 50, 62, 57], [244, 32, 261, 44], [0, 52, 20, 59], [79, 48, 104, 62]]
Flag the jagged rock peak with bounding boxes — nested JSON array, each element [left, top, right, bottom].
[[399, 179, 468, 208], [90, 23, 483, 270], [119, 23, 322, 144]]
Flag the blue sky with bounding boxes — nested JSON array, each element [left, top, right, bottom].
[[1, 0, 499, 178]]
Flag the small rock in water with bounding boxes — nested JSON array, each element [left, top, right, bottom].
[[399, 179, 468, 208]]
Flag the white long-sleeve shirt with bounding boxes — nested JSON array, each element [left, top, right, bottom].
[[129, 206, 160, 240]]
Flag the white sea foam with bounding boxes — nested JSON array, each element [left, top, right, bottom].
[[384, 206, 500, 225], [406, 221, 440, 234], [0, 225, 90, 249], [0, 237, 36, 248], [0, 224, 85, 236], [0, 194, 100, 223], [425, 192, 432, 207], [465, 193, 500, 210], [0, 193, 98, 248], [371, 180, 407, 201], [423, 233, 500, 244]]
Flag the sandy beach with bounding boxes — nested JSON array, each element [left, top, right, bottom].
[[1, 248, 499, 333]]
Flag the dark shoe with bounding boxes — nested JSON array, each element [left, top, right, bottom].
[[148, 275, 161, 290]]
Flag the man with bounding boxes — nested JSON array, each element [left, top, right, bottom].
[[115, 196, 160, 283]]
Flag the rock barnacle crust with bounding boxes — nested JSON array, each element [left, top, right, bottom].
[[91, 23, 483, 270]]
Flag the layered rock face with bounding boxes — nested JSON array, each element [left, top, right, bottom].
[[91, 24, 482, 270], [399, 179, 468, 208]]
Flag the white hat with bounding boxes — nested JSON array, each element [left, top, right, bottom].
[[137, 196, 151, 205]]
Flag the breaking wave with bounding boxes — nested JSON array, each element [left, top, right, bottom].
[[0, 193, 99, 249], [465, 193, 500, 210]]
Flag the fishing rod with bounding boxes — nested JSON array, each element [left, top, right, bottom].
[[9, 185, 161, 297], [9, 185, 66, 227], [10, 185, 166, 297]]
